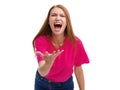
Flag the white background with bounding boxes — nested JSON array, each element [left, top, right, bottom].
[[0, 0, 120, 90]]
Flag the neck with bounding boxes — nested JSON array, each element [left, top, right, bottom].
[[51, 34, 65, 45]]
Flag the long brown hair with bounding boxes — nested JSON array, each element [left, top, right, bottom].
[[32, 4, 76, 50]]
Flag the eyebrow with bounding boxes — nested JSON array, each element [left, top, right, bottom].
[[50, 12, 65, 15]]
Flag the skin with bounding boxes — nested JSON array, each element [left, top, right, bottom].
[[36, 7, 85, 90], [49, 7, 67, 48], [36, 7, 66, 76], [74, 66, 85, 90]]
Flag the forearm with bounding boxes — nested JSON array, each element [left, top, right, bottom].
[[36, 50, 64, 76], [74, 66, 85, 90], [38, 60, 54, 76]]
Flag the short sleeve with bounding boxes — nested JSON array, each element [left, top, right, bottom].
[[74, 37, 90, 66], [34, 36, 47, 63]]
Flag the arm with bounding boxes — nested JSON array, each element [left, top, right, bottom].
[[36, 50, 64, 76], [74, 66, 85, 90], [38, 58, 54, 76]]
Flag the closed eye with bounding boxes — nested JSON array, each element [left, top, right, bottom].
[[60, 14, 66, 17], [50, 13, 57, 17]]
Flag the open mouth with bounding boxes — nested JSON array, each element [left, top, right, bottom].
[[54, 23, 62, 28]]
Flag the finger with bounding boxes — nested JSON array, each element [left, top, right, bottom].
[[52, 51, 56, 54], [55, 50, 64, 57], [60, 49, 64, 52], [51, 51, 56, 57], [35, 51, 44, 57], [57, 49, 64, 53], [57, 49, 60, 52], [45, 51, 48, 55]]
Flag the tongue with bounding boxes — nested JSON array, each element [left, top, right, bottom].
[[54, 27, 61, 32], [54, 25, 61, 31]]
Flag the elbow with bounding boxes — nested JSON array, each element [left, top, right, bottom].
[[74, 66, 84, 75]]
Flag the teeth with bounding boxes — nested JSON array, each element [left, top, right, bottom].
[[54, 23, 62, 28]]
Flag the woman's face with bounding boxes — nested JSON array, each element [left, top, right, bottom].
[[49, 7, 67, 36]]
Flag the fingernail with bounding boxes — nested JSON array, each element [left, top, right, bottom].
[[62, 50, 64, 52]]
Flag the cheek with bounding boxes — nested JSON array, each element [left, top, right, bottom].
[[49, 19, 53, 27], [49, 19, 52, 25], [63, 21, 67, 28], [62, 19, 66, 27], [49, 17, 53, 24]]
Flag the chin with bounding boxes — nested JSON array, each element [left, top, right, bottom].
[[53, 32, 64, 36]]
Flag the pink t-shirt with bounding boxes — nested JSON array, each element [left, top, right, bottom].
[[34, 35, 89, 82]]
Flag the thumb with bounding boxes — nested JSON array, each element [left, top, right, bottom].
[[35, 51, 44, 57]]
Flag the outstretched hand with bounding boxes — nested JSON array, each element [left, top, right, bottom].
[[35, 50, 64, 63]]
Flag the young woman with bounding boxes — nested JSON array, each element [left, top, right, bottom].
[[32, 4, 90, 90]]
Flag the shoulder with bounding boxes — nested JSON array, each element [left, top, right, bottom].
[[35, 35, 46, 41], [34, 35, 49, 45], [35, 35, 49, 42], [75, 36, 82, 44]]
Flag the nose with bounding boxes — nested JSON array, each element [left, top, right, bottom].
[[55, 15, 61, 20]]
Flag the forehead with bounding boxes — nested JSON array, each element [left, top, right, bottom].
[[50, 7, 65, 14]]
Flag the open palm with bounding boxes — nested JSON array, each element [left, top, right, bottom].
[[36, 50, 64, 63]]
